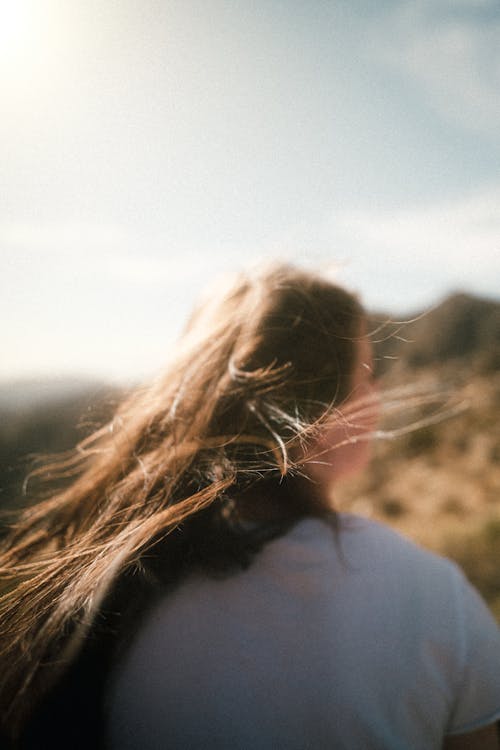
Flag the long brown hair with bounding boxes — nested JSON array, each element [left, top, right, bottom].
[[0, 263, 365, 737]]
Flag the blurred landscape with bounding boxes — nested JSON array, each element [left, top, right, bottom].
[[340, 292, 500, 620], [1, 291, 499, 619]]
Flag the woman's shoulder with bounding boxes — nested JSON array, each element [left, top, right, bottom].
[[280, 512, 470, 612], [337, 512, 459, 569], [288, 512, 460, 573]]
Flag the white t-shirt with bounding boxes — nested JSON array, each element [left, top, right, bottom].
[[106, 515, 500, 749]]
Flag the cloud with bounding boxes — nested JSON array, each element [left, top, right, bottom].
[[109, 253, 228, 287], [366, 0, 500, 137], [2, 187, 499, 324], [327, 186, 500, 308], [0, 221, 236, 289], [0, 218, 328, 293], [1, 221, 127, 253]]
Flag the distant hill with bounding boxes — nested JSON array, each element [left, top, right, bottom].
[[0, 377, 116, 413], [370, 292, 500, 377], [0, 381, 122, 507]]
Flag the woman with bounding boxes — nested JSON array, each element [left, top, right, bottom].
[[1, 264, 499, 749]]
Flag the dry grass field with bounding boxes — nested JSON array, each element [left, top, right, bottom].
[[336, 366, 500, 620]]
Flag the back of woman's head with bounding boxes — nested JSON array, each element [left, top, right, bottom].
[[0, 263, 365, 738], [168, 263, 364, 460]]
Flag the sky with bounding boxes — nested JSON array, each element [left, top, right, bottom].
[[1, 0, 499, 383]]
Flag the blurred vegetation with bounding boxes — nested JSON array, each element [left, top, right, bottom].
[[443, 519, 500, 621], [0, 382, 121, 514], [344, 293, 500, 620], [338, 364, 500, 620]]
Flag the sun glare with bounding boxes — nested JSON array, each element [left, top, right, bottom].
[[0, 0, 68, 98], [0, 1, 34, 57]]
